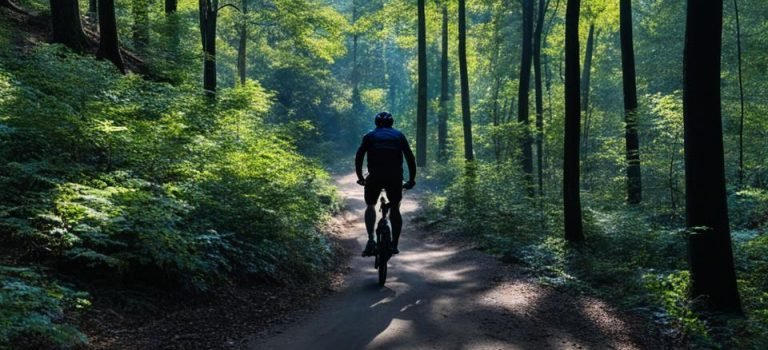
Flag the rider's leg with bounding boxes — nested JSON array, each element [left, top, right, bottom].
[[390, 201, 402, 249], [365, 204, 376, 240], [362, 179, 380, 256]]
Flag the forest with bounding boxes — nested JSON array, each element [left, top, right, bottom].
[[0, 0, 766, 348]]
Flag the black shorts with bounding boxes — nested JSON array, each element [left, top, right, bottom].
[[364, 175, 402, 205]]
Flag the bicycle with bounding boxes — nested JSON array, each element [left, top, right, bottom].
[[357, 178, 414, 286], [374, 193, 394, 286]]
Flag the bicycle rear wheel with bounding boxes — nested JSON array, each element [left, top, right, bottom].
[[378, 258, 387, 286], [377, 229, 391, 286]]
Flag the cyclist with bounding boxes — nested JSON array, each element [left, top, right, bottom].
[[355, 111, 416, 256]]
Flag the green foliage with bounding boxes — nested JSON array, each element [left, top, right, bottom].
[[730, 188, 768, 229], [437, 160, 540, 243], [729, 231, 768, 349], [642, 271, 712, 344], [0, 266, 89, 349], [0, 30, 339, 345], [422, 156, 768, 347], [0, 43, 338, 288]]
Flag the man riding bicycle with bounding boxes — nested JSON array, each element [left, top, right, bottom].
[[355, 111, 417, 256]]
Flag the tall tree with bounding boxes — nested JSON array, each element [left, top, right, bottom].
[[580, 24, 595, 111], [416, 0, 428, 166], [164, 0, 181, 70], [734, 0, 745, 188], [199, 1, 239, 96], [458, 0, 473, 161], [237, 0, 248, 85], [96, 0, 125, 73], [563, 0, 583, 242], [166, 0, 177, 14], [132, 0, 150, 51], [351, 0, 363, 115], [200, 0, 218, 96], [438, 2, 449, 162], [683, 0, 741, 313], [620, 0, 642, 203], [580, 22, 595, 177], [489, 5, 505, 163], [518, 0, 534, 193], [50, 0, 89, 52], [533, 0, 548, 196]]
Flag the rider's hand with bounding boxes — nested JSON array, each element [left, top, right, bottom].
[[357, 178, 366, 186], [403, 180, 416, 190]]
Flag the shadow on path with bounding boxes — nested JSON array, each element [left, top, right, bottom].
[[246, 173, 649, 350]]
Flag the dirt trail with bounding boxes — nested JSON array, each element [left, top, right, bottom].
[[247, 173, 657, 349]]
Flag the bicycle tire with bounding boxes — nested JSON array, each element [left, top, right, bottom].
[[378, 257, 387, 286], [378, 228, 391, 286]]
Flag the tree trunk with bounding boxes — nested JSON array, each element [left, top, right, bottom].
[[489, 6, 503, 163], [87, 0, 98, 24], [533, 0, 547, 197], [200, 0, 218, 97], [518, 0, 534, 194], [132, 0, 150, 51], [620, 0, 642, 204], [387, 31, 398, 115], [388, 38, 397, 115], [237, 0, 248, 86], [50, 0, 89, 52], [580, 23, 594, 160], [166, 0, 177, 14], [580, 24, 594, 111], [683, 0, 741, 313], [438, 3, 449, 162], [734, 0, 745, 188], [351, 0, 363, 114], [563, 0, 583, 242], [458, 0, 473, 161], [492, 77, 501, 163], [96, 0, 125, 73], [164, 0, 181, 70], [416, 0, 428, 166]]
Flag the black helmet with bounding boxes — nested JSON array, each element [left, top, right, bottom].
[[374, 111, 394, 127]]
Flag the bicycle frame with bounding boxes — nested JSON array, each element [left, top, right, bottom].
[[374, 194, 393, 286]]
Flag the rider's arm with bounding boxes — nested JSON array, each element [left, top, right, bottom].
[[402, 135, 416, 182], [355, 135, 369, 181]]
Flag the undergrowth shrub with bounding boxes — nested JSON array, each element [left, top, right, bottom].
[[0, 43, 338, 288], [0, 265, 88, 349], [439, 160, 540, 245], [423, 157, 768, 347], [642, 270, 712, 345], [0, 41, 340, 347]]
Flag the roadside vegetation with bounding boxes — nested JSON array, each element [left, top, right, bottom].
[[0, 4, 344, 347], [2, 0, 768, 348]]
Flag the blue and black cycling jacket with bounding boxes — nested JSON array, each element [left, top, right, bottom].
[[355, 126, 417, 181]]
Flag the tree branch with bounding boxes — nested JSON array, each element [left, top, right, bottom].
[[216, 3, 240, 13]]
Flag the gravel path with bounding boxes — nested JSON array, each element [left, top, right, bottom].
[[247, 173, 658, 350]]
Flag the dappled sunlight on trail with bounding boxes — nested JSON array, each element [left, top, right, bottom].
[[247, 173, 650, 350]]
